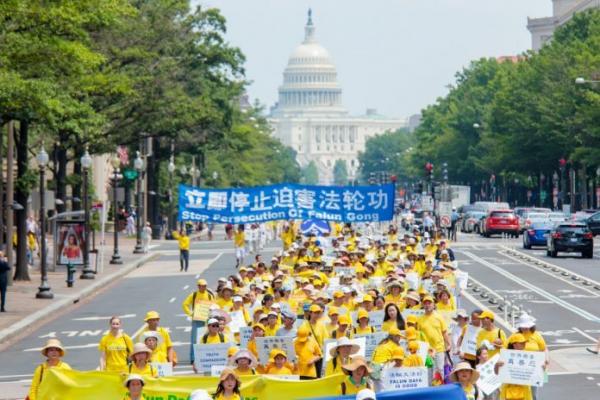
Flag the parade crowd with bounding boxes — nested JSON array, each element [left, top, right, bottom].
[[29, 221, 549, 400]]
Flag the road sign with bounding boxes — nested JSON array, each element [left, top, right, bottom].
[[422, 195, 434, 211], [438, 201, 452, 227], [123, 168, 138, 180], [440, 215, 451, 227]]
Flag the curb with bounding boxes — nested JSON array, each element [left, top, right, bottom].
[[0, 252, 161, 345]]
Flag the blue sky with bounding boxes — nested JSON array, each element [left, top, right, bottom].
[[195, 0, 552, 118]]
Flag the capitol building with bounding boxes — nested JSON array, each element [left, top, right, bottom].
[[269, 10, 406, 184]]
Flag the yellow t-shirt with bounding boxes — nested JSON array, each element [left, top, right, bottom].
[[99, 333, 133, 373], [172, 231, 190, 250], [215, 393, 242, 400], [476, 327, 507, 358], [295, 337, 322, 378], [137, 326, 173, 362], [233, 367, 256, 376], [500, 384, 532, 400], [216, 297, 234, 311], [381, 320, 400, 333], [28, 361, 71, 400], [266, 365, 293, 375], [338, 376, 371, 395], [128, 362, 158, 378], [234, 231, 245, 247], [325, 355, 349, 376], [523, 331, 546, 352], [182, 290, 215, 317], [418, 312, 448, 353], [404, 353, 424, 367], [301, 320, 328, 347], [372, 340, 401, 364], [200, 332, 230, 345]]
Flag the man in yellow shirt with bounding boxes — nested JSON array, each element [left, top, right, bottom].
[[294, 325, 322, 379], [419, 295, 450, 380], [475, 310, 506, 358], [234, 225, 246, 268], [172, 229, 190, 271], [135, 311, 174, 364], [182, 279, 215, 367]]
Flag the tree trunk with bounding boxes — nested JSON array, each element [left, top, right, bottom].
[[14, 120, 30, 281], [72, 148, 82, 211], [55, 140, 68, 214], [147, 137, 161, 239]]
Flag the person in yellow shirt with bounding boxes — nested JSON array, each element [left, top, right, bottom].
[[338, 356, 373, 395], [294, 325, 322, 379], [353, 308, 375, 335], [449, 361, 480, 400], [264, 312, 280, 337], [128, 343, 158, 377], [182, 278, 216, 365], [142, 331, 167, 363], [265, 349, 294, 375], [200, 318, 230, 345], [325, 306, 340, 333], [385, 347, 406, 369], [435, 288, 456, 311], [234, 225, 246, 268], [325, 336, 360, 376], [382, 303, 405, 333], [98, 316, 133, 373], [404, 340, 425, 367], [213, 368, 242, 400], [495, 333, 533, 400], [247, 323, 266, 360], [28, 339, 71, 400], [476, 310, 506, 358], [123, 374, 145, 400], [516, 314, 546, 352], [216, 283, 234, 311], [384, 280, 405, 307], [300, 304, 328, 347], [372, 327, 403, 364], [231, 349, 258, 376], [136, 311, 174, 365], [418, 296, 450, 379], [172, 229, 190, 272], [330, 315, 353, 339]]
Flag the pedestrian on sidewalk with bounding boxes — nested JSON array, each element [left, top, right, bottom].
[[126, 213, 136, 236], [172, 229, 190, 272], [28, 339, 71, 400], [0, 251, 9, 312], [142, 222, 152, 253]]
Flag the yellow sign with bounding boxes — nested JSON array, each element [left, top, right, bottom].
[[192, 300, 213, 321], [39, 369, 347, 400]]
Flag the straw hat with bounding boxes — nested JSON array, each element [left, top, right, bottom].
[[342, 356, 372, 375], [231, 349, 258, 368], [449, 361, 480, 384], [130, 343, 152, 360], [41, 339, 66, 357], [219, 368, 240, 384], [124, 374, 145, 388], [329, 337, 360, 358], [405, 293, 421, 303]]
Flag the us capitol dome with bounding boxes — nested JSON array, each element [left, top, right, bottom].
[[269, 10, 407, 184]]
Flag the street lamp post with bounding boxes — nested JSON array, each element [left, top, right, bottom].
[[36, 146, 53, 299], [133, 151, 145, 254], [167, 157, 176, 236], [110, 154, 123, 264], [80, 148, 94, 279]]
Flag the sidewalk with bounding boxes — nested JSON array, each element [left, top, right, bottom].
[[0, 234, 161, 348]]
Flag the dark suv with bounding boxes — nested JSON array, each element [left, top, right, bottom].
[[547, 222, 594, 258], [586, 211, 600, 236]]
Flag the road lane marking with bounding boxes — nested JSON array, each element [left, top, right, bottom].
[[573, 327, 598, 342], [499, 251, 600, 297], [182, 285, 189, 290], [463, 251, 600, 323], [24, 343, 97, 352], [169, 297, 176, 303], [461, 290, 512, 331]]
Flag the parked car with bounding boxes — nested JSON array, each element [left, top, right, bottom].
[[482, 209, 519, 237], [523, 221, 553, 249], [547, 212, 568, 224], [586, 211, 600, 236], [462, 210, 486, 233], [519, 212, 551, 233], [546, 222, 594, 258], [474, 201, 510, 213]]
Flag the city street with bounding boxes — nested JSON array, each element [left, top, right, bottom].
[[0, 232, 598, 399]]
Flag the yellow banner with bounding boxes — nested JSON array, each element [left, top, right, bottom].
[[38, 369, 347, 400]]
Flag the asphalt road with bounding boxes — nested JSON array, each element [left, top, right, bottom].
[[0, 233, 598, 399]]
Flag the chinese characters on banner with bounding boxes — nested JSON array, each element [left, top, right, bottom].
[[382, 367, 429, 391], [498, 349, 546, 387], [178, 183, 395, 223], [476, 354, 501, 396], [255, 336, 297, 365]]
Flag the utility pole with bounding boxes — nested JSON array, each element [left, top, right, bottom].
[[6, 122, 14, 285]]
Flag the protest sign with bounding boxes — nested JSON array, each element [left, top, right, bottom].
[[192, 300, 213, 321], [228, 310, 246, 333], [256, 336, 297, 365], [460, 325, 481, 356], [193, 343, 230, 374], [382, 367, 429, 391], [239, 326, 253, 348], [211, 365, 227, 377], [476, 354, 501, 396], [499, 349, 545, 387], [401, 309, 425, 320], [151, 362, 173, 377], [355, 331, 388, 361], [405, 272, 420, 291], [351, 310, 385, 331]]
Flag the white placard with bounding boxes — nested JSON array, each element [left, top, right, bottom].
[[382, 367, 429, 391], [255, 336, 297, 365], [351, 310, 385, 331], [421, 279, 435, 295], [211, 365, 227, 377], [455, 270, 469, 291], [460, 325, 481, 356], [476, 354, 501, 396], [239, 326, 253, 348], [354, 332, 388, 361], [193, 343, 230, 374], [228, 310, 246, 334], [151, 362, 173, 377], [264, 374, 300, 381], [401, 309, 425, 320], [405, 272, 420, 291], [499, 349, 545, 387]]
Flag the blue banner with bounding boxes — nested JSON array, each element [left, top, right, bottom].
[[304, 384, 467, 400], [178, 183, 395, 224]]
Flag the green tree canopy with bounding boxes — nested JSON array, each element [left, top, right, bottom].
[[333, 159, 348, 185]]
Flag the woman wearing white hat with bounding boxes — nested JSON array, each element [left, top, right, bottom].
[[516, 314, 547, 400], [230, 349, 258, 376], [449, 361, 482, 400], [128, 343, 157, 377], [325, 337, 360, 376], [123, 374, 145, 400], [142, 331, 166, 363], [28, 339, 71, 400]]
